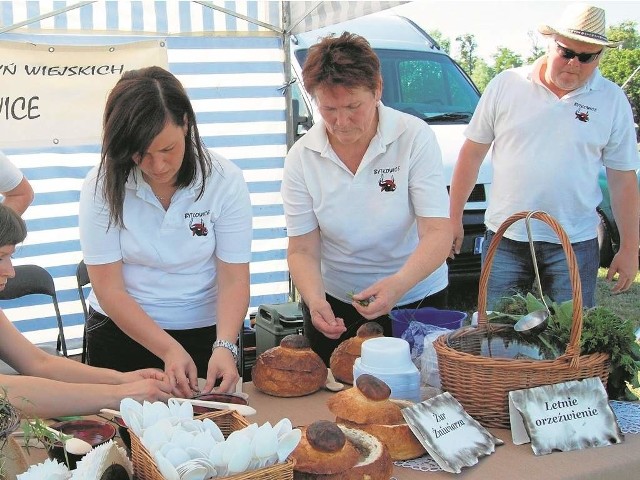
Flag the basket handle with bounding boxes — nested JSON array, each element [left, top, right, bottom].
[[477, 211, 583, 367]]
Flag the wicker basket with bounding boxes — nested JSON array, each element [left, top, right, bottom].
[[130, 409, 294, 480], [434, 211, 611, 429]]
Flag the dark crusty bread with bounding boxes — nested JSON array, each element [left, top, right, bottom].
[[329, 322, 384, 384], [252, 334, 327, 397], [292, 421, 393, 480], [327, 374, 405, 425], [291, 421, 360, 475], [327, 375, 426, 461]]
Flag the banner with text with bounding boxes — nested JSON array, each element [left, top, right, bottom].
[[0, 39, 168, 148]]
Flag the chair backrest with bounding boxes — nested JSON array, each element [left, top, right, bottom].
[[0, 264, 56, 299], [75, 260, 90, 363], [76, 260, 90, 318], [0, 265, 67, 356]]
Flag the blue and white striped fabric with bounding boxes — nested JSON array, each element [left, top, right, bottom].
[[0, 1, 289, 352]]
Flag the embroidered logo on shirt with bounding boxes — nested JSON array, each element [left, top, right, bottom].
[[378, 174, 396, 192], [189, 218, 208, 236], [573, 102, 596, 123], [575, 108, 589, 122]]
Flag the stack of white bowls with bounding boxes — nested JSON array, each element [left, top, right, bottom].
[[353, 337, 420, 402]]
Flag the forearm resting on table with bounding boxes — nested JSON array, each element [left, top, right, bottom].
[[1, 374, 131, 418], [19, 351, 127, 386]]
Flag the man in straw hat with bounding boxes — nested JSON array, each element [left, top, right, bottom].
[[449, 3, 639, 309]]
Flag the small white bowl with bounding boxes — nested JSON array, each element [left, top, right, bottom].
[[360, 337, 413, 371]]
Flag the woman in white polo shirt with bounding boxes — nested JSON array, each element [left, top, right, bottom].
[[79, 67, 252, 397], [281, 33, 453, 365]]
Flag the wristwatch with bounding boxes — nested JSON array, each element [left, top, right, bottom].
[[212, 339, 239, 363]]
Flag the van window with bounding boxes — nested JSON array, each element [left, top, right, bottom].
[[294, 48, 479, 125], [378, 50, 479, 123]]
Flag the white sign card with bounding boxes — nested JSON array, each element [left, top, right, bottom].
[[402, 392, 503, 474], [0, 39, 168, 148], [509, 377, 623, 455]]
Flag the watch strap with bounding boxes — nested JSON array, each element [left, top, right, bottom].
[[212, 339, 239, 363]]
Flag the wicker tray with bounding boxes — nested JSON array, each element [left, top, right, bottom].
[[130, 409, 294, 480], [434, 211, 610, 429]]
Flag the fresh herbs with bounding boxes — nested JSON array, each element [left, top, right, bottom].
[[493, 293, 640, 400], [627, 371, 640, 400], [346, 291, 374, 307], [21, 418, 71, 450], [0, 393, 20, 477]]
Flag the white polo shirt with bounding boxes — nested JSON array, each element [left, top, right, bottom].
[[282, 104, 449, 305], [0, 151, 23, 193], [79, 153, 253, 330], [466, 57, 639, 243]]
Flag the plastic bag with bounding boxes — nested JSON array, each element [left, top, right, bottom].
[[400, 321, 452, 387], [419, 325, 452, 389]]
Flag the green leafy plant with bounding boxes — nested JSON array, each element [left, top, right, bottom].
[[494, 294, 640, 400], [21, 418, 71, 452], [346, 290, 373, 307], [626, 371, 640, 400], [0, 391, 71, 476], [0, 393, 21, 478]]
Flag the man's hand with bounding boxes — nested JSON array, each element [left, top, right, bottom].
[[607, 248, 639, 293]]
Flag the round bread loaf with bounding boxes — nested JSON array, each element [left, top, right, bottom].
[[329, 322, 384, 384], [252, 334, 327, 397], [292, 421, 393, 480], [327, 374, 426, 461]]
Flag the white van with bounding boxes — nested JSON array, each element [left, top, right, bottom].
[[289, 14, 492, 281]]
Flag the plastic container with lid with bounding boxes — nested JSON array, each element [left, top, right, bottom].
[[352, 337, 420, 402]]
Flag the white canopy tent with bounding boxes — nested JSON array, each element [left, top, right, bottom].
[[0, 0, 404, 351]]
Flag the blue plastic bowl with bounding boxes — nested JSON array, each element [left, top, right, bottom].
[[390, 307, 467, 338]]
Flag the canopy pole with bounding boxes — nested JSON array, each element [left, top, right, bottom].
[[0, 1, 96, 34]]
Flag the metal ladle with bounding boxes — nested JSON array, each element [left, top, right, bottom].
[[514, 212, 551, 335]]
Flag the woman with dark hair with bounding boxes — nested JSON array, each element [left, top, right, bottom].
[[0, 204, 172, 417], [281, 33, 453, 365], [79, 66, 252, 397]]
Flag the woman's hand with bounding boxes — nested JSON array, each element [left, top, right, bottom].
[[352, 276, 403, 319], [202, 348, 240, 394], [115, 377, 174, 405], [162, 346, 199, 398], [121, 368, 168, 383], [308, 299, 346, 339]]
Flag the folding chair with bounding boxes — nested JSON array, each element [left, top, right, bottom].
[[75, 260, 90, 363], [0, 265, 67, 357]]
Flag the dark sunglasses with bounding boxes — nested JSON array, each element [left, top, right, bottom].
[[555, 40, 602, 64]]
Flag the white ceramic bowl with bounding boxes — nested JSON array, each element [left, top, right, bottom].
[[360, 337, 413, 371]]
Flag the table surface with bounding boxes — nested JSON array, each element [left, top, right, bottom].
[[241, 382, 639, 480], [19, 382, 640, 480]]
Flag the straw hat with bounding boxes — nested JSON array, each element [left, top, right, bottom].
[[538, 3, 621, 47]]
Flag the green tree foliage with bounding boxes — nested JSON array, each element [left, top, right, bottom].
[[470, 58, 494, 93], [493, 47, 523, 74], [455, 33, 478, 75], [600, 21, 640, 128], [459, 21, 639, 123], [428, 29, 451, 54]]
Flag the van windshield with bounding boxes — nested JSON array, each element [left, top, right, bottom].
[[294, 48, 480, 125], [378, 49, 479, 123]]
